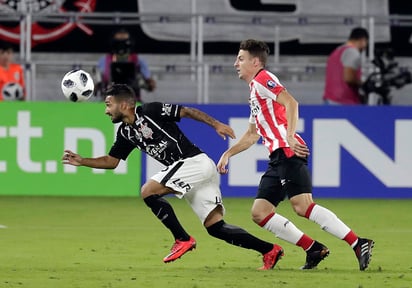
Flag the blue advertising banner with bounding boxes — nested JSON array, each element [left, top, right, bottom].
[[143, 105, 412, 199]]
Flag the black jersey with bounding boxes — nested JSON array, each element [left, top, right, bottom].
[[109, 102, 203, 166]]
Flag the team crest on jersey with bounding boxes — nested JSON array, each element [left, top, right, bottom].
[[266, 80, 277, 89], [138, 123, 153, 139]]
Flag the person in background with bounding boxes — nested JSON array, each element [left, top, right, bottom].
[[0, 41, 25, 101], [323, 27, 369, 104], [96, 28, 156, 102]]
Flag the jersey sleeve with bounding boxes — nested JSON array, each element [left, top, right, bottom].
[[108, 127, 135, 160], [142, 102, 181, 122], [137, 58, 151, 79], [254, 70, 285, 102], [341, 47, 361, 69], [97, 56, 106, 74]]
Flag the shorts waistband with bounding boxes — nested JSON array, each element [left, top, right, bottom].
[[269, 148, 287, 161]]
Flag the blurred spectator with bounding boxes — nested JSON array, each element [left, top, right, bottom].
[[323, 27, 369, 104], [0, 41, 25, 101], [95, 28, 156, 102]]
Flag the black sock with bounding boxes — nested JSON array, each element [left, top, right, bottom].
[[207, 220, 273, 254], [143, 195, 190, 241]]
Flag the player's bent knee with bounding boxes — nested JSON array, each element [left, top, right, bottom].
[[140, 185, 151, 198], [251, 206, 273, 224], [251, 210, 265, 224], [140, 184, 159, 199], [141, 181, 171, 198], [292, 204, 308, 217], [251, 198, 274, 224], [204, 206, 224, 228]]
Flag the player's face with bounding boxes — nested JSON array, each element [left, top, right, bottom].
[[113, 31, 129, 41], [234, 50, 258, 83], [0, 49, 13, 66], [358, 38, 368, 52], [104, 96, 124, 123]]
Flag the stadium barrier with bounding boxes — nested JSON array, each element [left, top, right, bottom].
[[145, 104, 412, 199], [1, 102, 411, 198], [0, 102, 141, 196]]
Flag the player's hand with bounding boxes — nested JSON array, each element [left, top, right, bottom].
[[62, 150, 83, 166], [146, 78, 156, 91], [217, 153, 230, 174], [287, 137, 310, 158], [215, 122, 236, 140]]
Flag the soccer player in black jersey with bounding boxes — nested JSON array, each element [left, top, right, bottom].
[[62, 84, 284, 269]]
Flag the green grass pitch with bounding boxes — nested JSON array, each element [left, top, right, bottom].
[[0, 196, 411, 288]]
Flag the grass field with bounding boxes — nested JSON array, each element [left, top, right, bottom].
[[0, 196, 411, 288]]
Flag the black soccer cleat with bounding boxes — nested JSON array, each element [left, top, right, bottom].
[[301, 241, 330, 270], [354, 238, 374, 271]]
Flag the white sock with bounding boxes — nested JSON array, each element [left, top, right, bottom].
[[308, 204, 351, 239], [262, 213, 304, 244]]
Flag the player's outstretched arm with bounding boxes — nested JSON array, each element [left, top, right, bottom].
[[217, 124, 260, 174], [180, 106, 235, 140], [62, 149, 120, 169]]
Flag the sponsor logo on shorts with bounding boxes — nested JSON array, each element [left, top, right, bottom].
[[171, 178, 191, 192]]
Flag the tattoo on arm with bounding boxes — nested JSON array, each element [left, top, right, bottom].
[[182, 107, 219, 127]]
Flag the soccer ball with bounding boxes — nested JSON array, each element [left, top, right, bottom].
[[2, 82, 24, 101], [61, 69, 94, 102]]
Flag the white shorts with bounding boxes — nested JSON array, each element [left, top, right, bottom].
[[151, 153, 225, 224]]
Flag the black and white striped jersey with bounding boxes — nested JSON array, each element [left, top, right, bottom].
[[109, 102, 203, 166]]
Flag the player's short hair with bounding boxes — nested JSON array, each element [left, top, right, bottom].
[[349, 27, 369, 40], [104, 84, 136, 106], [239, 39, 270, 66], [112, 27, 131, 39], [110, 28, 134, 55]]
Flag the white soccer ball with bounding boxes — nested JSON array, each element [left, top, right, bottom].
[[2, 82, 24, 101], [61, 69, 94, 102]]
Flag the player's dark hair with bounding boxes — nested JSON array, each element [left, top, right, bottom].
[[104, 84, 136, 106], [349, 27, 369, 40], [0, 40, 13, 51], [239, 39, 270, 66], [110, 28, 134, 54]]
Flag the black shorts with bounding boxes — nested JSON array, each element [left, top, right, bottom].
[[256, 148, 312, 207]]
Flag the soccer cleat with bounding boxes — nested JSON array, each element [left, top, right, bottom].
[[301, 241, 330, 269], [258, 244, 284, 270], [354, 238, 374, 271], [163, 236, 196, 263]]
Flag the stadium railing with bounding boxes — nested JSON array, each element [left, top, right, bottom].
[[1, 9, 412, 103]]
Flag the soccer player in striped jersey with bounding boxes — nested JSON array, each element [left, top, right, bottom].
[[217, 39, 374, 271], [62, 84, 284, 270]]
